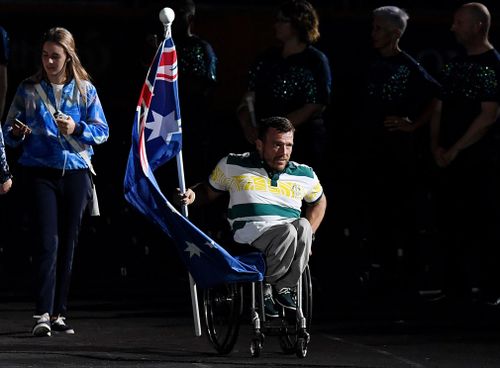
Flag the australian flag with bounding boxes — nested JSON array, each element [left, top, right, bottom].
[[123, 35, 264, 289]]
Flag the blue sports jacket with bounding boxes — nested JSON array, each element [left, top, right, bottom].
[[3, 78, 109, 171]]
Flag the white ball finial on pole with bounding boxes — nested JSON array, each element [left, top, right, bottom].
[[159, 7, 175, 24], [159, 7, 175, 37]]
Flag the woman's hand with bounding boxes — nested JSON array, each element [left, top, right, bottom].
[[55, 114, 76, 135], [441, 147, 459, 167], [0, 178, 12, 194], [384, 115, 415, 133], [11, 119, 32, 138], [432, 146, 448, 167]]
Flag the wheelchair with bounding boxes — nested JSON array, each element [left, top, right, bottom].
[[202, 263, 313, 358]]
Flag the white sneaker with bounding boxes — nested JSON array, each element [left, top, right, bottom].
[[51, 316, 75, 334], [32, 313, 51, 337]]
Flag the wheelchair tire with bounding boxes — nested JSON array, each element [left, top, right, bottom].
[[279, 265, 313, 354], [250, 335, 263, 357], [296, 336, 308, 358], [203, 283, 243, 355]]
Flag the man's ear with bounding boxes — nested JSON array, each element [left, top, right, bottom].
[[255, 138, 263, 154], [393, 29, 402, 41]]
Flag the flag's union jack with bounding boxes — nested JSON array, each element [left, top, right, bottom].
[[136, 38, 182, 176]]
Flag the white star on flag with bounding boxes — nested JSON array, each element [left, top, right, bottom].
[[185, 241, 203, 258], [145, 110, 180, 142]]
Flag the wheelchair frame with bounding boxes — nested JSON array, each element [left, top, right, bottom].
[[202, 265, 313, 358]]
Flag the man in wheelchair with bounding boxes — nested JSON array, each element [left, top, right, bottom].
[[177, 116, 327, 317]]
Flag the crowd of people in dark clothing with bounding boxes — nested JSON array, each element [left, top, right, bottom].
[[1, 1, 500, 335], [350, 2, 500, 308]]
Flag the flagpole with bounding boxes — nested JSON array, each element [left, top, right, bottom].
[[159, 7, 202, 338], [177, 152, 202, 338]]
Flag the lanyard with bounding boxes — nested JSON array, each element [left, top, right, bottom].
[[34, 83, 96, 175]]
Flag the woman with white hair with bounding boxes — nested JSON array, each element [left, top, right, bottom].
[[354, 6, 440, 297]]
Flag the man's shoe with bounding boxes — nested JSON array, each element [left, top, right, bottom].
[[275, 288, 297, 310], [32, 313, 51, 337], [418, 289, 446, 303], [51, 316, 75, 334], [264, 293, 279, 318], [486, 297, 500, 307], [480, 294, 500, 307]]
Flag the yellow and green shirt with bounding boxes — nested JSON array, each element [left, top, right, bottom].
[[209, 152, 323, 244]]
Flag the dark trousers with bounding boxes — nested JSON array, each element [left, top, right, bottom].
[[434, 153, 500, 298], [24, 167, 91, 316], [357, 135, 419, 289]]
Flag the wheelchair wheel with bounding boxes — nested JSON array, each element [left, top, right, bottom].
[[279, 265, 313, 354], [203, 283, 243, 355]]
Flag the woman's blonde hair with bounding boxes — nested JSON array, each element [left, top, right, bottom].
[[34, 27, 90, 102]]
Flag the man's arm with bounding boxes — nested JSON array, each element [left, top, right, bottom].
[[442, 101, 499, 165], [385, 98, 439, 133], [237, 92, 258, 145], [430, 99, 447, 167], [305, 194, 327, 234], [177, 181, 223, 207], [287, 103, 325, 128]]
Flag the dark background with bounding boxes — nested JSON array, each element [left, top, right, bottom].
[[1, 0, 499, 310]]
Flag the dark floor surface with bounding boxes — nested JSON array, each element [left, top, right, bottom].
[[1, 275, 500, 368]]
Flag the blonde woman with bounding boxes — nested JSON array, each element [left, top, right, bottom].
[[3, 27, 109, 336]]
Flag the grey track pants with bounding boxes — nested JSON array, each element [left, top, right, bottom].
[[251, 218, 313, 290]]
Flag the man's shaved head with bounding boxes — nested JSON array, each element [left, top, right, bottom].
[[459, 2, 491, 35]]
